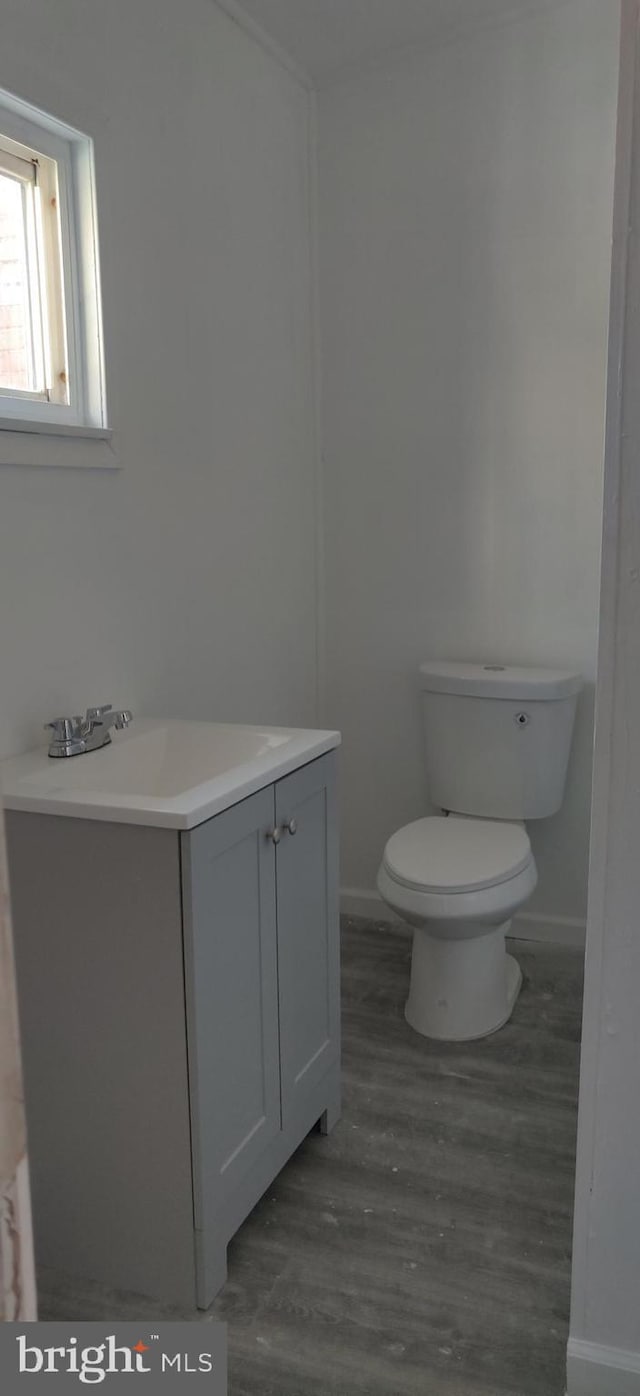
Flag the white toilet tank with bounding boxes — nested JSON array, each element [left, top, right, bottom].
[[419, 661, 583, 820]]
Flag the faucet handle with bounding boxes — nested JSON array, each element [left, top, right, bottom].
[[44, 717, 78, 741], [85, 704, 113, 724]]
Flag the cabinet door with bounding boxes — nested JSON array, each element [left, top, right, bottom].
[[181, 787, 280, 1229], [275, 752, 340, 1125]]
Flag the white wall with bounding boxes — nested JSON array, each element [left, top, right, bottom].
[[318, 0, 619, 932], [0, 0, 318, 758], [569, 6, 640, 1392]]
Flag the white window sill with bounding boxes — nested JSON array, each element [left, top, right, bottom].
[[0, 419, 118, 470], [0, 417, 112, 441]]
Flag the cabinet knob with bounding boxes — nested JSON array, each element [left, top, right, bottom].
[[285, 818, 298, 836], [267, 826, 282, 844]]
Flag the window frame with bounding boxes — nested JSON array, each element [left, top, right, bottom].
[[0, 90, 107, 436]]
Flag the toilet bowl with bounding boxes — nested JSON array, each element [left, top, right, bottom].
[[377, 815, 538, 1041]]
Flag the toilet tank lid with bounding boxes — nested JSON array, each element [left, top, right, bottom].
[[418, 660, 583, 700]]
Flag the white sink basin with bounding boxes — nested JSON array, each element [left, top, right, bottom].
[[0, 718, 341, 828]]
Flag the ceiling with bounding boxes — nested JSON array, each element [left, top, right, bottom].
[[235, 0, 562, 85]]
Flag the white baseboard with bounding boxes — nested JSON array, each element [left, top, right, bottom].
[[341, 887, 402, 922], [567, 1338, 640, 1395], [340, 887, 586, 949], [513, 910, 585, 949]]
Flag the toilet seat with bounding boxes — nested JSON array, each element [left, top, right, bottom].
[[382, 816, 532, 894]]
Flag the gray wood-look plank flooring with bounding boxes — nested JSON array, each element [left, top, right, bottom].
[[39, 918, 584, 1396]]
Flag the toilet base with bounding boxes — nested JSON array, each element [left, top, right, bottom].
[[405, 921, 522, 1042]]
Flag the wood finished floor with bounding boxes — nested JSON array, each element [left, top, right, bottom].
[[39, 918, 584, 1396]]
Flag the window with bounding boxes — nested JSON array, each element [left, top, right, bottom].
[[0, 91, 106, 436], [0, 135, 67, 406]]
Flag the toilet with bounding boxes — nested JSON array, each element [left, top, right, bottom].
[[377, 661, 582, 1042]]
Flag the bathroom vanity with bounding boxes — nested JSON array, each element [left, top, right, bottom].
[[2, 720, 341, 1308]]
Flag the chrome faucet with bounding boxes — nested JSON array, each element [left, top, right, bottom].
[[45, 704, 132, 758]]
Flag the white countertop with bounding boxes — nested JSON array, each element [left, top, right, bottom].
[[0, 718, 341, 830]]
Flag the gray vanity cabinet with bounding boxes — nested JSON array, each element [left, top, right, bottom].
[[181, 785, 281, 1220], [182, 750, 340, 1305], [7, 749, 340, 1312], [275, 759, 340, 1125]]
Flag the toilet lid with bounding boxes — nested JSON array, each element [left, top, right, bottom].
[[382, 817, 532, 894]]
